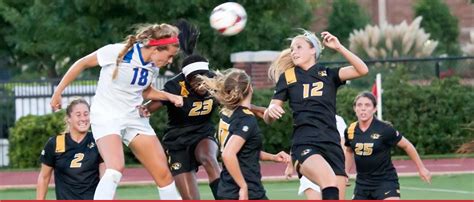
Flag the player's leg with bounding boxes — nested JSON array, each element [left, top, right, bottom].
[[168, 148, 200, 200], [194, 137, 221, 199], [300, 154, 339, 200], [128, 134, 181, 199], [93, 134, 125, 199], [337, 175, 348, 200], [173, 172, 199, 199]]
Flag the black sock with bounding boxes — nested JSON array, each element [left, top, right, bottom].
[[209, 178, 220, 200], [322, 186, 339, 200]]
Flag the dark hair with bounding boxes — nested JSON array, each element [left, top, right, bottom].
[[353, 91, 377, 107]]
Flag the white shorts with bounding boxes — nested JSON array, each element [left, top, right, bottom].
[[91, 117, 156, 146], [298, 176, 321, 195]]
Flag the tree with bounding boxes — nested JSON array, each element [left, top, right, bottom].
[[327, 0, 370, 45], [0, 0, 315, 79], [414, 0, 461, 56]]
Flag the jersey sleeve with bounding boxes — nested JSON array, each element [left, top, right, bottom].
[[230, 117, 257, 141], [39, 137, 56, 167], [331, 67, 346, 88], [343, 128, 351, 147], [384, 126, 403, 146], [272, 73, 288, 101], [96, 44, 124, 67]]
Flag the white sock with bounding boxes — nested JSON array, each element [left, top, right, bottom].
[[157, 181, 182, 200], [94, 169, 122, 200]]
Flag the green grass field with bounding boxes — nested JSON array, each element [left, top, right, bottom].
[[1, 174, 473, 200]]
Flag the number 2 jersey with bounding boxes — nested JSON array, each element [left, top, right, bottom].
[[217, 106, 266, 200], [160, 73, 217, 150], [92, 43, 160, 123], [344, 118, 403, 187], [40, 132, 102, 199]]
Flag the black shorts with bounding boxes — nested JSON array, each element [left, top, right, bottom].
[[353, 180, 400, 200], [166, 136, 217, 176], [291, 144, 347, 178], [219, 195, 268, 200]]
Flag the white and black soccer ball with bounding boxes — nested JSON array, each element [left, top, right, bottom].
[[209, 2, 247, 36]]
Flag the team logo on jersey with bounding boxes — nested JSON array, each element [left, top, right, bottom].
[[87, 142, 95, 149], [242, 125, 249, 132], [301, 148, 312, 156], [171, 162, 182, 171], [318, 70, 327, 77], [371, 133, 381, 139]]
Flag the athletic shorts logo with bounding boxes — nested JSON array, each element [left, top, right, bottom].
[[41, 150, 45, 155], [301, 148, 312, 156], [171, 162, 182, 171], [384, 190, 391, 195]]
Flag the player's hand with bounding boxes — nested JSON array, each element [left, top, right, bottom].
[[136, 105, 151, 118], [266, 104, 285, 120], [167, 93, 183, 107], [418, 167, 432, 184], [284, 162, 294, 180], [50, 93, 62, 112], [238, 187, 248, 200], [321, 31, 342, 50], [273, 151, 291, 163]]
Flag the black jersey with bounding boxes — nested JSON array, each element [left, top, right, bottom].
[[273, 64, 345, 146], [344, 118, 403, 187], [217, 106, 266, 200], [161, 73, 217, 149], [40, 132, 102, 200]]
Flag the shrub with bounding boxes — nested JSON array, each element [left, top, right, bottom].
[[326, 0, 370, 45], [349, 17, 438, 59], [414, 0, 461, 55]]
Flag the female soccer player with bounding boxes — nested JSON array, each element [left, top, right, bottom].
[[37, 98, 105, 200], [345, 92, 431, 200], [200, 69, 291, 200], [50, 23, 183, 200], [142, 55, 221, 200], [264, 30, 369, 200]]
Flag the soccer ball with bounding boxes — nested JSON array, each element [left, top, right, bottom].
[[209, 2, 247, 36]]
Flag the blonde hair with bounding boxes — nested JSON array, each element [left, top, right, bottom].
[[199, 69, 251, 114], [268, 29, 324, 83], [63, 98, 90, 134], [113, 23, 180, 79]]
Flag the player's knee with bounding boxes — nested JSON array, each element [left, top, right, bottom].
[[106, 163, 125, 173], [103, 169, 123, 182], [197, 154, 218, 168]]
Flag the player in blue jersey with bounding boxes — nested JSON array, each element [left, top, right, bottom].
[[50, 23, 183, 200]]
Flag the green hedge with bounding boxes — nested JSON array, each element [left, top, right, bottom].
[[8, 77, 474, 168]]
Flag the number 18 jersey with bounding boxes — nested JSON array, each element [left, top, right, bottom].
[[91, 43, 160, 122]]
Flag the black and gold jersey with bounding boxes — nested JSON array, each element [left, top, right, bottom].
[[40, 132, 102, 200], [273, 64, 345, 146], [161, 73, 217, 149], [344, 118, 403, 187], [217, 106, 266, 200]]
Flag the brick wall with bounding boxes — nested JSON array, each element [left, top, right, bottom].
[[230, 51, 280, 89]]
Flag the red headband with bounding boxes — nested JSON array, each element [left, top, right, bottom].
[[148, 37, 179, 46]]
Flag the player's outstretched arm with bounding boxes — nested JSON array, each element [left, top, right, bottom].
[[142, 86, 183, 107], [397, 137, 432, 184], [51, 52, 99, 111], [249, 104, 266, 119]]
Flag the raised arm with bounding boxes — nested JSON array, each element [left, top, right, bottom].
[[263, 99, 285, 124], [320, 31, 369, 81], [51, 52, 99, 111], [142, 86, 183, 107], [397, 137, 432, 184], [249, 104, 266, 119]]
